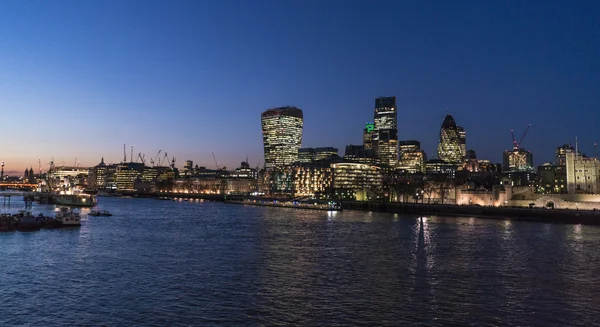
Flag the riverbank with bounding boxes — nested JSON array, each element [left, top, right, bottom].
[[107, 192, 600, 225], [343, 201, 600, 225], [225, 200, 342, 211]]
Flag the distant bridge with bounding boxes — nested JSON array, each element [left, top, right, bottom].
[[0, 183, 37, 188], [0, 183, 37, 193]]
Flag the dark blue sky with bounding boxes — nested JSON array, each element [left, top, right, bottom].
[[0, 0, 598, 171]]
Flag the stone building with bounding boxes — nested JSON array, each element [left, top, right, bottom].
[[566, 151, 600, 194]]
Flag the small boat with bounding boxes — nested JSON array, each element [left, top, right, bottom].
[[55, 208, 81, 226], [89, 210, 112, 217]]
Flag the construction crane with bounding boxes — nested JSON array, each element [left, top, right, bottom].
[[130, 146, 134, 163], [510, 124, 532, 150], [159, 152, 169, 166], [171, 156, 176, 169], [212, 152, 219, 170], [123, 144, 127, 163], [73, 157, 77, 167], [150, 150, 161, 167], [137, 153, 146, 165]]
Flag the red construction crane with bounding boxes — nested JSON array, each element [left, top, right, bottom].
[[510, 124, 532, 150]]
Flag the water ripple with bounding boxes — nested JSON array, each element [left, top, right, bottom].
[[0, 198, 599, 326]]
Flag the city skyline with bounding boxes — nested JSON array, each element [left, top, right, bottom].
[[0, 0, 598, 172]]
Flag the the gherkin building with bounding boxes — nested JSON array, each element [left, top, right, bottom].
[[437, 114, 463, 164]]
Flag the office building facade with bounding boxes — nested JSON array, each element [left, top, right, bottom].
[[373, 97, 398, 167], [398, 140, 426, 173], [261, 106, 304, 169]]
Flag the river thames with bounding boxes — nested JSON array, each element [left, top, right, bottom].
[[1, 197, 599, 326]]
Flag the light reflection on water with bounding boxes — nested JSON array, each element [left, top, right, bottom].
[[0, 197, 598, 326]]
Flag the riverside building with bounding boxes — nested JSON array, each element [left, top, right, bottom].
[[261, 106, 304, 170], [566, 151, 600, 194], [332, 163, 383, 201]]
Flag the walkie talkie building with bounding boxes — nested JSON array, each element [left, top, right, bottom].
[[261, 106, 304, 170]]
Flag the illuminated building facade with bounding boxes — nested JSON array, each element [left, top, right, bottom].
[[556, 144, 574, 166], [437, 114, 463, 164], [373, 97, 398, 167], [566, 151, 600, 194], [538, 163, 567, 194], [502, 149, 534, 172], [344, 145, 376, 164], [457, 126, 466, 158], [114, 162, 145, 191], [181, 160, 194, 177], [261, 106, 304, 169], [88, 157, 109, 190], [298, 147, 338, 163], [398, 140, 426, 173], [291, 161, 335, 197], [332, 163, 383, 201], [269, 167, 294, 195], [363, 122, 375, 150], [425, 159, 458, 179], [231, 161, 257, 179], [314, 147, 338, 160], [50, 166, 90, 179], [463, 149, 479, 172], [298, 148, 316, 163]]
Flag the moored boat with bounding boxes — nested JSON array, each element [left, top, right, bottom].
[[0, 214, 17, 232], [15, 211, 41, 231], [54, 194, 96, 207], [55, 208, 81, 226]]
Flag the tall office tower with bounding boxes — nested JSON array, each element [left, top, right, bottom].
[[373, 97, 398, 167], [457, 126, 466, 158], [261, 106, 304, 170], [437, 114, 463, 164]]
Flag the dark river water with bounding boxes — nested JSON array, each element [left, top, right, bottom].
[[1, 196, 599, 326]]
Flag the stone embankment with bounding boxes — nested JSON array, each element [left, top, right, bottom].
[[343, 201, 600, 225]]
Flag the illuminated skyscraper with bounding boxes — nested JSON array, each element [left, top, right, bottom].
[[373, 97, 398, 167], [437, 114, 463, 164], [261, 106, 304, 169], [457, 126, 466, 158]]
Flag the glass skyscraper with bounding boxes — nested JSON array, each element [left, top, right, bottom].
[[261, 106, 304, 170], [437, 114, 463, 164], [373, 97, 398, 167]]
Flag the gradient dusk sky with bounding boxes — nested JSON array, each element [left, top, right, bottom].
[[0, 0, 598, 174]]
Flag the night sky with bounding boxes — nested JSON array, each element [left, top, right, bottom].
[[0, 0, 598, 173]]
